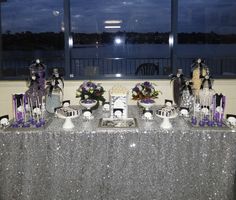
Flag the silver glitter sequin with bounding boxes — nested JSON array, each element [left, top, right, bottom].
[[0, 106, 236, 200]]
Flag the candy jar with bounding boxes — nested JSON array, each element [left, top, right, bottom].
[[169, 68, 185, 107], [29, 59, 46, 91], [45, 68, 64, 113], [191, 58, 207, 97]]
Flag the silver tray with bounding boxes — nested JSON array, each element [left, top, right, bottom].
[[99, 118, 138, 128]]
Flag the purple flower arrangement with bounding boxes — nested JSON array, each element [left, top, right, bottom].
[[132, 81, 161, 101], [76, 81, 106, 105]]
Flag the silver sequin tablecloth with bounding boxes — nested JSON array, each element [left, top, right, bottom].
[[1, 107, 236, 200]]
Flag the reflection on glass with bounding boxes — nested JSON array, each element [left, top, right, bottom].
[[70, 0, 171, 77], [178, 0, 236, 77], [1, 0, 64, 77]]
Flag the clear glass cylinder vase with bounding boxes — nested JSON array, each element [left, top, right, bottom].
[[45, 88, 62, 113]]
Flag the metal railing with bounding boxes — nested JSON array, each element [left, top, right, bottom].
[[0, 56, 64, 79], [70, 57, 170, 78], [1, 56, 236, 79], [70, 56, 236, 78]]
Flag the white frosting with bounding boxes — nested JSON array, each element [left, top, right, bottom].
[[201, 107, 209, 115], [0, 118, 9, 126], [33, 107, 41, 115], [165, 102, 172, 107], [63, 102, 70, 107], [144, 112, 152, 120], [114, 110, 122, 118], [103, 104, 110, 111], [83, 111, 93, 119], [180, 109, 189, 116], [228, 117, 236, 126]]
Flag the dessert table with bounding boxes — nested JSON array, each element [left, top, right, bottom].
[[0, 106, 236, 200]]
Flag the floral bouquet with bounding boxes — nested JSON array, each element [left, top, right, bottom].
[[131, 81, 161, 101], [76, 81, 106, 107]]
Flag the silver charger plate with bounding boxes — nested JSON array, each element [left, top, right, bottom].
[[99, 118, 138, 128]]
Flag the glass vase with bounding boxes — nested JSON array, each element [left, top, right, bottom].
[[172, 69, 184, 107], [45, 88, 62, 113]]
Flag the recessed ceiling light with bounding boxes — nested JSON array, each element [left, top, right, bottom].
[[104, 26, 121, 29], [104, 20, 122, 24]]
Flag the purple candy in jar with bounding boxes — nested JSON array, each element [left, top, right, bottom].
[[191, 116, 197, 125], [16, 112, 24, 122], [29, 117, 36, 125], [207, 120, 214, 127], [204, 116, 209, 123], [39, 118, 45, 126], [199, 120, 205, 127], [217, 121, 223, 127], [35, 122, 42, 128], [22, 122, 31, 128], [11, 121, 19, 128], [17, 119, 24, 125]]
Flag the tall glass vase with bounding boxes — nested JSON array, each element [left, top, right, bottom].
[[29, 59, 46, 91], [180, 89, 194, 110], [45, 88, 62, 113], [172, 69, 184, 107]]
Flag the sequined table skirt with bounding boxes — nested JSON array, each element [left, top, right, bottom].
[[0, 107, 236, 200]]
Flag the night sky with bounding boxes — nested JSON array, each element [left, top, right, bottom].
[[1, 0, 236, 34]]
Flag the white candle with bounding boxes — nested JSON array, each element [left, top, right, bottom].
[[35, 99, 39, 122], [12, 95, 16, 121], [208, 94, 211, 108], [220, 97, 222, 109], [30, 98, 33, 118], [20, 98, 26, 122], [37, 96, 42, 119]]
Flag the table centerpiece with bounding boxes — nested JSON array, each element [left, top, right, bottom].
[[76, 81, 106, 111], [132, 81, 161, 119], [132, 81, 161, 104]]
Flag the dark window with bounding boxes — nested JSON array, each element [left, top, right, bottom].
[[70, 0, 171, 78], [178, 0, 236, 77], [0, 0, 236, 79], [0, 0, 64, 79]]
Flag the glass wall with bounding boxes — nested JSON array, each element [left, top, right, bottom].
[[0, 0, 64, 78], [70, 0, 171, 78], [178, 0, 236, 77], [0, 0, 236, 79]]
